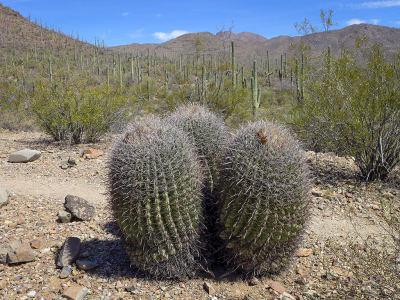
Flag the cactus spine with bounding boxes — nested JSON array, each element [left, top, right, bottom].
[[218, 120, 311, 276], [107, 117, 204, 279]]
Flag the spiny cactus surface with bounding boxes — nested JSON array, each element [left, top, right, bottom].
[[166, 104, 229, 260], [166, 104, 228, 193], [218, 119, 311, 276], [107, 117, 204, 279]]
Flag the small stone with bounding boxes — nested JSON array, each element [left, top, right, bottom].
[[82, 148, 103, 159], [296, 248, 312, 257], [294, 275, 308, 285], [0, 279, 6, 290], [269, 281, 285, 294], [60, 162, 70, 169], [203, 282, 215, 295], [76, 260, 98, 271], [345, 192, 353, 198], [60, 266, 72, 279], [68, 157, 78, 166], [244, 295, 255, 300], [64, 195, 96, 221], [27, 290, 36, 297], [248, 277, 260, 286], [30, 239, 42, 249], [62, 285, 88, 300], [9, 149, 41, 163], [0, 187, 8, 208], [371, 204, 380, 210], [311, 190, 323, 197], [279, 292, 296, 300], [57, 237, 81, 267], [58, 210, 72, 223]]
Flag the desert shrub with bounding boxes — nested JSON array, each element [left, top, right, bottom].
[[291, 42, 400, 180], [0, 77, 36, 131], [28, 71, 138, 144]]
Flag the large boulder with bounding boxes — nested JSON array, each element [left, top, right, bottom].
[[9, 149, 41, 163]]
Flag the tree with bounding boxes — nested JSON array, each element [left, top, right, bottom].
[[294, 9, 338, 35]]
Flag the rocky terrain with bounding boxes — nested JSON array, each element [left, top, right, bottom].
[[0, 130, 399, 300]]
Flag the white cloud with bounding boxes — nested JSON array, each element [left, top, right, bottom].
[[370, 18, 380, 24], [122, 12, 129, 16], [152, 30, 189, 42], [347, 18, 367, 25], [359, 0, 400, 8]]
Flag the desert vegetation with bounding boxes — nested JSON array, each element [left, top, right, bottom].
[[1, 2, 400, 298]]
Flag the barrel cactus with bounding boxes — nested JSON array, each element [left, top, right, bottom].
[[166, 104, 228, 193], [166, 104, 229, 259], [218, 119, 311, 275], [107, 117, 204, 278]]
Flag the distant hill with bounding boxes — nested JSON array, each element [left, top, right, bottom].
[[216, 31, 268, 43], [112, 24, 400, 66]]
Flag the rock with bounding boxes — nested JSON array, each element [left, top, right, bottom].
[[268, 281, 285, 294], [62, 285, 88, 300], [311, 190, 323, 197], [0, 279, 6, 290], [68, 157, 78, 166], [244, 295, 255, 300], [76, 260, 98, 271], [60, 266, 72, 279], [248, 277, 260, 286], [0, 187, 8, 208], [82, 148, 103, 159], [296, 248, 312, 257], [27, 290, 36, 297], [9, 149, 41, 163], [203, 282, 215, 295], [0, 248, 8, 264], [60, 162, 70, 169], [58, 210, 72, 223], [64, 195, 96, 221], [57, 237, 81, 268], [294, 275, 308, 285], [30, 239, 42, 249], [6, 239, 36, 264], [60, 158, 78, 169], [279, 292, 296, 300]]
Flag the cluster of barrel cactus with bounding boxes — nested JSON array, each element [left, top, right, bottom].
[[107, 105, 310, 279]]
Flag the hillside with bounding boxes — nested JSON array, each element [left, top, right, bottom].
[[0, 3, 116, 81], [113, 24, 400, 65]]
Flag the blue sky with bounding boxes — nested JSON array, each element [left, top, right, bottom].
[[2, 0, 400, 46]]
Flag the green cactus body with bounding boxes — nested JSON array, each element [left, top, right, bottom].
[[166, 104, 229, 260], [107, 117, 204, 278], [166, 104, 228, 194], [218, 120, 311, 275]]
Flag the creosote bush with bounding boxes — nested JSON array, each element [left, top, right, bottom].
[[28, 71, 135, 144], [217, 119, 311, 276], [291, 41, 400, 181], [107, 117, 205, 279]]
